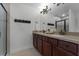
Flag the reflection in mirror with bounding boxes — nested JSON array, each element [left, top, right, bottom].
[[55, 18, 69, 32]]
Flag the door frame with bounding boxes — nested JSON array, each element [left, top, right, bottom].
[[0, 3, 7, 56]]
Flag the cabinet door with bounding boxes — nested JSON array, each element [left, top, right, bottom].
[[33, 34, 37, 48], [52, 46, 58, 56], [53, 47, 75, 56], [43, 41, 51, 56], [58, 40, 77, 54], [38, 39, 42, 54], [33, 37, 37, 48]]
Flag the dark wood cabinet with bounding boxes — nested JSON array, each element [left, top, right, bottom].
[[33, 34, 38, 49], [43, 41, 51, 56], [33, 34, 36, 48], [37, 38, 42, 54], [33, 33, 78, 56], [53, 46, 74, 56], [52, 46, 58, 56], [58, 40, 77, 55]]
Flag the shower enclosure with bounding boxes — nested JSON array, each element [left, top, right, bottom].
[[0, 4, 7, 56]]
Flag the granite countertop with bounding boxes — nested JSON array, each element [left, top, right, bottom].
[[33, 31, 79, 44]]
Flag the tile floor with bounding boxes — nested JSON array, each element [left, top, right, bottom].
[[11, 48, 41, 56]]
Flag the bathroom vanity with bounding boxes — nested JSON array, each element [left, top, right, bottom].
[[33, 32, 79, 56]]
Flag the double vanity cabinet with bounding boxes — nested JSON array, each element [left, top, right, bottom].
[[33, 32, 79, 56]]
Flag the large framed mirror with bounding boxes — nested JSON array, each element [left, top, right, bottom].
[[55, 19, 69, 32]]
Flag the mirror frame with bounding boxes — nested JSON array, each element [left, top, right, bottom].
[[55, 19, 68, 32]]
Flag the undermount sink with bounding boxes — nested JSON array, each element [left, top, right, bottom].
[[45, 32, 55, 34], [44, 31, 55, 34], [51, 34, 65, 37]]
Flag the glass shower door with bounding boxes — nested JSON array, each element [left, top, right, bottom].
[[0, 4, 7, 56]]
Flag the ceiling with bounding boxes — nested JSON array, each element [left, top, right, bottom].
[[11, 3, 79, 17], [19, 3, 41, 8]]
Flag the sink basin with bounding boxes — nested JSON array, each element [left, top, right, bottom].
[[51, 34, 65, 37], [44, 31, 55, 34]]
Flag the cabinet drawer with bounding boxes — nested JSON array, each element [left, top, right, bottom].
[[58, 40, 77, 54], [50, 38, 58, 46]]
